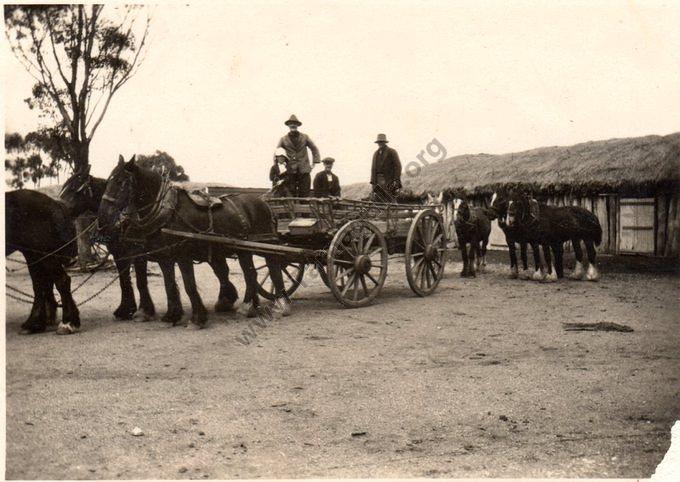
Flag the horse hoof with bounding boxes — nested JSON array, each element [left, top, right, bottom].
[[586, 264, 600, 282], [214, 299, 236, 313], [569, 261, 585, 280], [133, 309, 156, 322], [20, 322, 46, 334], [56, 322, 79, 335], [191, 311, 208, 326], [187, 320, 206, 330], [518, 270, 532, 280], [113, 306, 136, 320], [277, 298, 292, 317], [531, 270, 545, 281], [162, 312, 183, 324]]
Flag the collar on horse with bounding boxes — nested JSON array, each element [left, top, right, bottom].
[[122, 175, 177, 241]]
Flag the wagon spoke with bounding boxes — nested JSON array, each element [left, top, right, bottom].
[[352, 277, 360, 301], [428, 262, 438, 283], [261, 271, 271, 284], [333, 258, 354, 266], [432, 232, 443, 246], [283, 267, 298, 285], [341, 273, 357, 297], [365, 271, 380, 286], [335, 267, 355, 282], [359, 275, 370, 298], [363, 233, 376, 253], [369, 247, 383, 258]]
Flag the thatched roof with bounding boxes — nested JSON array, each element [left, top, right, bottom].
[[343, 132, 680, 199]]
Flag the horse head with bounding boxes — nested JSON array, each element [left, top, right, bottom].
[[453, 196, 471, 224], [489, 190, 511, 225], [98, 154, 142, 239], [506, 190, 532, 227], [59, 165, 102, 216]]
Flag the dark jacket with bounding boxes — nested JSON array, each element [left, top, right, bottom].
[[313, 171, 341, 198], [269, 163, 287, 185], [370, 146, 402, 188], [277, 132, 320, 174]]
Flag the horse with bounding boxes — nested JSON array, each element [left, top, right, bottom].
[[59, 167, 156, 321], [507, 192, 602, 281], [488, 191, 542, 279], [453, 196, 491, 277], [5, 189, 80, 334], [97, 155, 289, 327]]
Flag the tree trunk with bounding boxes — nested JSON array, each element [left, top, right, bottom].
[[75, 214, 97, 269], [73, 140, 90, 173]]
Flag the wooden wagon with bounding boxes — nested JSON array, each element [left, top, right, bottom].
[[163, 197, 447, 308]]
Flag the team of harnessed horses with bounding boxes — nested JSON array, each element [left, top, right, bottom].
[[5, 155, 602, 335]]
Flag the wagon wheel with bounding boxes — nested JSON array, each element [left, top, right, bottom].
[[77, 238, 111, 272], [327, 220, 388, 308], [254, 257, 305, 300], [405, 209, 447, 296]]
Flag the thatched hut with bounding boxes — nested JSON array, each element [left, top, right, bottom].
[[343, 132, 680, 257]]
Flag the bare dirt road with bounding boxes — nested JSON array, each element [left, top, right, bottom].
[[5, 252, 679, 479]]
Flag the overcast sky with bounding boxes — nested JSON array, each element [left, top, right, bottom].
[[4, 0, 680, 187]]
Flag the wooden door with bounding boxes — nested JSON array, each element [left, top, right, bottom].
[[618, 198, 655, 254]]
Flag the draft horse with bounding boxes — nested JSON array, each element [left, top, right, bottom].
[[59, 167, 155, 321], [507, 192, 602, 281], [488, 190, 542, 279], [453, 196, 491, 277], [5, 189, 80, 334], [98, 155, 289, 327]]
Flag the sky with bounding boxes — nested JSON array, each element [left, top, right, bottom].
[[4, 0, 680, 187]]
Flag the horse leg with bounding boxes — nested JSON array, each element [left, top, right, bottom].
[[542, 243, 557, 282], [480, 237, 488, 270], [266, 254, 292, 316], [53, 262, 80, 335], [158, 259, 184, 325], [530, 242, 545, 281], [518, 241, 531, 279], [113, 256, 137, 320], [468, 242, 477, 277], [459, 243, 469, 277], [44, 281, 58, 326], [584, 240, 600, 281], [237, 253, 260, 318], [133, 258, 156, 320], [507, 241, 519, 279], [209, 257, 239, 312], [569, 238, 586, 280], [21, 259, 48, 333], [553, 243, 565, 278], [176, 258, 208, 328]]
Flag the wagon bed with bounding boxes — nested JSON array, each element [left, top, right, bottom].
[[164, 196, 447, 307]]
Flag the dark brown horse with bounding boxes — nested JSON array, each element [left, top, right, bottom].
[[98, 156, 288, 327], [59, 168, 155, 320], [507, 192, 603, 281], [488, 191, 542, 279], [453, 197, 491, 277], [5, 189, 79, 334]]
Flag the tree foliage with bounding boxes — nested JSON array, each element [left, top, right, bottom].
[[5, 131, 63, 189], [4, 4, 150, 171], [136, 151, 190, 182]]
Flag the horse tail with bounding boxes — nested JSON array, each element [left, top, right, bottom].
[[570, 207, 603, 246]]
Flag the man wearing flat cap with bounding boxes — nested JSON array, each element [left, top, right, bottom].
[[276, 114, 321, 197], [370, 133, 402, 201], [313, 157, 341, 198]]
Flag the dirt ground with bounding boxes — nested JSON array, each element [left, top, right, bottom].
[[5, 251, 680, 479]]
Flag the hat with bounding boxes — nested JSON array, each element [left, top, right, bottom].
[[285, 115, 302, 127], [322, 157, 335, 165], [274, 147, 288, 161], [375, 133, 389, 143]]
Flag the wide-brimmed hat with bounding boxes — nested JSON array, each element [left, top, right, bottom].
[[322, 157, 335, 165], [285, 115, 302, 127], [375, 133, 389, 143]]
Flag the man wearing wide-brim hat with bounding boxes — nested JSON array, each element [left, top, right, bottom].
[[313, 157, 341, 198], [276, 115, 321, 197], [370, 133, 402, 202]]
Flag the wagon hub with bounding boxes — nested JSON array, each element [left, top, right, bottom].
[[354, 255, 373, 274], [424, 244, 436, 261]]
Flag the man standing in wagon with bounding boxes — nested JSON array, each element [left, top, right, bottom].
[[276, 115, 321, 197], [370, 133, 402, 201]]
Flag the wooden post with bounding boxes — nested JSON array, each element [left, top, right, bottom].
[[665, 194, 679, 257], [595, 196, 608, 253]]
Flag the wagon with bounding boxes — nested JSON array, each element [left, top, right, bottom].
[[163, 197, 447, 307]]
